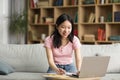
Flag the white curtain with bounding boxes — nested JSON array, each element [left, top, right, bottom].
[[11, 0, 25, 14], [0, 0, 11, 44], [0, 0, 26, 44], [9, 0, 26, 44]]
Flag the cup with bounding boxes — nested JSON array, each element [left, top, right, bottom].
[[101, 0, 105, 4], [41, 33, 46, 41], [100, 16, 104, 23]]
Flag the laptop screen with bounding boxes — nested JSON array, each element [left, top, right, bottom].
[[79, 56, 110, 78]]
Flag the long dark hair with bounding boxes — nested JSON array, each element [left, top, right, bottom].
[[51, 13, 74, 48]]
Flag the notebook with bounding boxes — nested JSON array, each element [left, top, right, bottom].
[[69, 56, 110, 78]]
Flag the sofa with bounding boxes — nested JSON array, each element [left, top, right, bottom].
[[0, 43, 120, 80]]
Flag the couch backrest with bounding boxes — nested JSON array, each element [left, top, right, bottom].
[[80, 43, 120, 73], [0, 43, 120, 73], [0, 44, 49, 73]]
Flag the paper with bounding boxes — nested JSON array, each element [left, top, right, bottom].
[[65, 72, 74, 76]]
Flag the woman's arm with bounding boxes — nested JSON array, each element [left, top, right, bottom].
[[74, 48, 82, 72], [45, 47, 59, 72]]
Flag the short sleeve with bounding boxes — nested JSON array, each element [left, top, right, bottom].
[[73, 36, 81, 49], [44, 36, 52, 48]]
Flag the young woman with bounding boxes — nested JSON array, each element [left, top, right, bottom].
[[44, 13, 82, 75]]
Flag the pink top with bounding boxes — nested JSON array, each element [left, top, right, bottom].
[[44, 36, 81, 65]]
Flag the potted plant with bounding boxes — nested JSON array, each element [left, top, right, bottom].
[[9, 10, 27, 44]]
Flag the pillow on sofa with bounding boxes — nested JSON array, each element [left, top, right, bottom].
[[0, 60, 15, 75]]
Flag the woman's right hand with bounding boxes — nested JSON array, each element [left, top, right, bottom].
[[56, 68, 66, 75]]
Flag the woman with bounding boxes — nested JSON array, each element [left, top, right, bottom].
[[44, 13, 82, 75]]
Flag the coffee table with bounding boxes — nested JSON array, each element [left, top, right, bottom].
[[43, 73, 101, 80]]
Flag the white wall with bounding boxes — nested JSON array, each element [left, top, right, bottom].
[[0, 0, 11, 44]]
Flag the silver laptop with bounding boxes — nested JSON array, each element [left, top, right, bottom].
[[78, 56, 110, 78], [71, 56, 110, 78]]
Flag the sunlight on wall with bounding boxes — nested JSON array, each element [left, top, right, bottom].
[[0, 0, 10, 44]]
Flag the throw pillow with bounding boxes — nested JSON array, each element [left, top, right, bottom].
[[0, 60, 15, 75]]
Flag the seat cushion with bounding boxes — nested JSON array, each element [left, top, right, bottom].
[[102, 73, 120, 80], [0, 72, 46, 80], [0, 72, 120, 80]]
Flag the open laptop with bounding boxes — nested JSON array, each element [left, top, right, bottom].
[[68, 56, 110, 78]]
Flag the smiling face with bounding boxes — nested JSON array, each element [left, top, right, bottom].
[[57, 20, 72, 39]]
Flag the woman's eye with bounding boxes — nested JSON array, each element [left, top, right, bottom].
[[61, 26, 65, 28], [68, 26, 71, 29], [60, 25, 71, 29]]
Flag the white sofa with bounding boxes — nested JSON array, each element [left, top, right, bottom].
[[0, 43, 120, 80]]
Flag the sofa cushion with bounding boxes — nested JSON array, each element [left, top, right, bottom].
[[98, 52, 120, 73], [0, 72, 46, 80], [81, 44, 120, 73], [0, 44, 49, 73], [0, 60, 14, 75], [102, 73, 120, 80], [97, 44, 120, 73]]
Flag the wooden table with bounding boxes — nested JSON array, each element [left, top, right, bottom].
[[43, 74, 101, 80]]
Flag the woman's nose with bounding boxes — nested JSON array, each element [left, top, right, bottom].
[[64, 28, 68, 32]]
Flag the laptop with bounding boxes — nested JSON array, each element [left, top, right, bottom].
[[68, 56, 110, 78]]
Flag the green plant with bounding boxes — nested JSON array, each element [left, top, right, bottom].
[[9, 10, 27, 34]]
